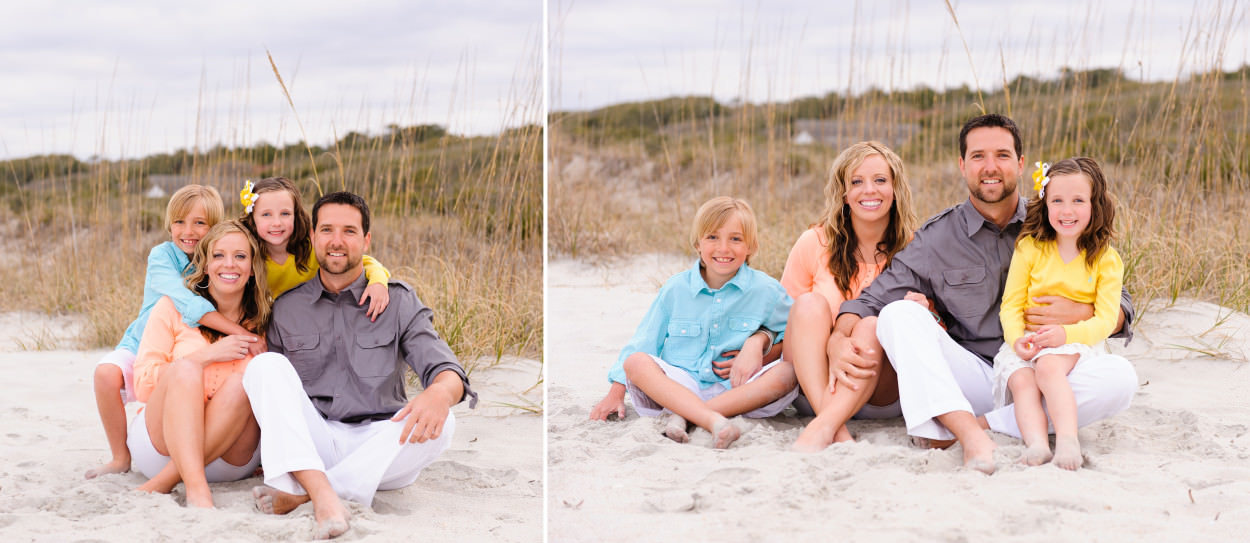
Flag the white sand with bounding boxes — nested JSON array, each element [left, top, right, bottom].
[[547, 255, 1250, 542], [0, 321, 542, 542]]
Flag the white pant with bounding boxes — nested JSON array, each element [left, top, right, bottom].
[[876, 300, 1137, 440], [97, 348, 137, 404], [625, 355, 799, 419], [242, 353, 454, 506], [127, 409, 262, 482]]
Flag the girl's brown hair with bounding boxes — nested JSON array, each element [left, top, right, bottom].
[[1018, 157, 1117, 267], [184, 221, 272, 341], [239, 177, 313, 273], [819, 141, 918, 297]]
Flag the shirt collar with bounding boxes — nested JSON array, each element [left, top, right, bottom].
[[958, 197, 1027, 237], [684, 259, 752, 296], [310, 270, 370, 305]]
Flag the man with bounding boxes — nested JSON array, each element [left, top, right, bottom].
[[243, 191, 476, 538], [831, 114, 1136, 473]]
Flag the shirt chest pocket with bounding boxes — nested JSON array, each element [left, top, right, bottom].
[[662, 320, 705, 364], [354, 333, 398, 378], [285, 334, 327, 382], [941, 267, 993, 318]]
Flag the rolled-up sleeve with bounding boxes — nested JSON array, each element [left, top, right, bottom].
[[399, 292, 477, 408]]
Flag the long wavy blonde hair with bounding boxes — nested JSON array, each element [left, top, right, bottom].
[[184, 220, 271, 340], [819, 141, 918, 297]]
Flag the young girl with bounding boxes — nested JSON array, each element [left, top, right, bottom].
[[588, 197, 797, 449], [87, 185, 260, 479], [995, 157, 1124, 470], [239, 177, 391, 317]]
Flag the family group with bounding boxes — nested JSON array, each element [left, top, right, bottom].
[[83, 178, 476, 538], [591, 113, 1135, 474]]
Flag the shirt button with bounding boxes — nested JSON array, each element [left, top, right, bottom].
[[713, 324, 718, 328], [715, 298, 722, 303], [681, 329, 687, 334]]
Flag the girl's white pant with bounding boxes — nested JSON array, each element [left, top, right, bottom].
[[875, 300, 1137, 440], [242, 353, 454, 506]]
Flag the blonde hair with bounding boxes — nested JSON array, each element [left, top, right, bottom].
[[164, 184, 225, 233], [689, 196, 759, 264], [184, 221, 271, 340], [819, 141, 918, 296]]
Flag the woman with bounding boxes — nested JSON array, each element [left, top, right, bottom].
[[781, 141, 918, 452], [128, 220, 271, 507]]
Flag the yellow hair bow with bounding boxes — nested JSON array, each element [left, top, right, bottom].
[[1032, 162, 1050, 198], [240, 179, 258, 213]]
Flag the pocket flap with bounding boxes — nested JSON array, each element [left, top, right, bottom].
[[286, 334, 320, 351], [942, 267, 986, 286], [355, 333, 392, 349], [728, 316, 761, 332], [667, 321, 702, 337]]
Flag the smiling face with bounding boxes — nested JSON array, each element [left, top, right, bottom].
[[959, 126, 1023, 205], [844, 153, 895, 225], [205, 232, 253, 297], [695, 213, 750, 289], [251, 189, 297, 252], [1042, 171, 1093, 242], [313, 203, 371, 278], [169, 201, 212, 255]]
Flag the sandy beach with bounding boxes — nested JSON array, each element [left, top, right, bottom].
[[547, 255, 1250, 542], [0, 316, 542, 543]]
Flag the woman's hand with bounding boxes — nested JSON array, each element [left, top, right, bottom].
[[825, 333, 878, 394], [360, 283, 391, 321], [728, 348, 764, 388], [195, 334, 260, 366]]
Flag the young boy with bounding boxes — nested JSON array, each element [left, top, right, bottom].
[[589, 196, 797, 448]]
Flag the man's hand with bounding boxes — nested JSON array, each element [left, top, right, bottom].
[[1024, 295, 1093, 331], [825, 333, 878, 394], [360, 283, 391, 322], [589, 382, 627, 421], [391, 371, 461, 443]]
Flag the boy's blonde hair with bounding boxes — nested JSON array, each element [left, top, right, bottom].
[[690, 196, 759, 264], [164, 184, 225, 232]]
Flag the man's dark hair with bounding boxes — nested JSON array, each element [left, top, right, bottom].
[[958, 113, 1022, 159], [312, 191, 371, 234]]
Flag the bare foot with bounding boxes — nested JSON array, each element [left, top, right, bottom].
[[662, 413, 690, 443], [84, 459, 130, 479], [311, 495, 351, 540], [1021, 443, 1054, 466], [1053, 434, 1082, 471], [185, 487, 214, 509], [711, 417, 741, 449], [792, 419, 842, 453], [960, 432, 997, 475], [909, 436, 957, 449], [833, 425, 854, 444], [136, 479, 174, 495], [253, 486, 311, 515]]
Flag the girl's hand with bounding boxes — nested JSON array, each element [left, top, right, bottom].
[[360, 283, 391, 321], [1013, 335, 1041, 361], [197, 334, 260, 365], [1031, 324, 1067, 348]]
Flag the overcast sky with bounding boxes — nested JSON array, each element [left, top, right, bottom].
[[0, 1, 541, 160], [552, 0, 1249, 112]]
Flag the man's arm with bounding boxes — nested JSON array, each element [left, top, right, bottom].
[[1024, 286, 1133, 339]]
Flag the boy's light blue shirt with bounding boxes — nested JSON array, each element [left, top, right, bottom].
[[608, 261, 791, 389], [116, 241, 215, 353]]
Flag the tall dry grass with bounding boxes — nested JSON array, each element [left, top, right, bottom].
[[0, 50, 542, 380], [549, 8, 1250, 316]]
